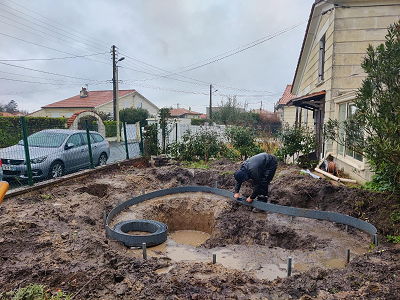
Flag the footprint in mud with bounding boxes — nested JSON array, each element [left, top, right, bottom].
[[75, 183, 109, 197]]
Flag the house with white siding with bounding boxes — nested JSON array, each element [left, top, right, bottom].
[[29, 88, 159, 118], [287, 0, 400, 183]]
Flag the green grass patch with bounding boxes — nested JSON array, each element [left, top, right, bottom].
[[0, 284, 70, 300], [183, 160, 210, 169], [386, 235, 400, 244]]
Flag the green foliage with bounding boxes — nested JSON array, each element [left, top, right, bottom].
[[220, 145, 241, 161], [143, 123, 159, 156], [191, 118, 210, 126], [211, 98, 281, 135], [390, 211, 400, 223], [119, 107, 149, 126], [276, 124, 316, 165], [325, 22, 400, 192], [0, 284, 70, 300], [0, 117, 66, 148], [159, 108, 171, 153], [225, 126, 263, 159], [386, 235, 400, 244], [77, 115, 98, 132], [103, 120, 117, 137], [183, 160, 210, 169], [168, 130, 225, 162], [95, 111, 112, 121]]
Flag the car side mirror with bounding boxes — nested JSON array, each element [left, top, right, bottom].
[[65, 143, 74, 150]]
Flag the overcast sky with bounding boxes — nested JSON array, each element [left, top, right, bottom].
[[0, 0, 314, 113]]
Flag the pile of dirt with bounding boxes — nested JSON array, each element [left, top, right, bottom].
[[203, 201, 326, 250], [269, 168, 400, 237]]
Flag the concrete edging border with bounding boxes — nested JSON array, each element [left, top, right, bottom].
[[105, 186, 378, 247]]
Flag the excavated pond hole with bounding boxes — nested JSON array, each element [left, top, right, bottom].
[[112, 192, 370, 280]]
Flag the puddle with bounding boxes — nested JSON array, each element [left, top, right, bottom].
[[170, 230, 211, 247], [155, 266, 174, 274], [114, 192, 370, 281], [126, 231, 151, 236]]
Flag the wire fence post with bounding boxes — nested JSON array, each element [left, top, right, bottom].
[[139, 124, 144, 156], [85, 120, 94, 169], [123, 122, 129, 160], [20, 117, 33, 186]]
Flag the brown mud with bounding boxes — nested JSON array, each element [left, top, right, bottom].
[[0, 159, 399, 299]]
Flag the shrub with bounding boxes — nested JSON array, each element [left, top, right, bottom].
[[276, 124, 316, 166], [119, 107, 149, 125], [191, 118, 210, 126], [168, 129, 225, 162], [104, 121, 117, 137], [225, 126, 263, 159], [0, 117, 66, 148], [143, 123, 159, 156]]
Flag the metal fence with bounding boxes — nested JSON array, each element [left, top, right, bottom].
[[0, 115, 143, 188]]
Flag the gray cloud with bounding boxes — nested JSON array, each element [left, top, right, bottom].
[[0, 0, 313, 113]]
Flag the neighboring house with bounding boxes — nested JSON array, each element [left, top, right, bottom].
[[275, 85, 296, 125], [170, 108, 202, 119], [287, 0, 400, 183], [29, 88, 159, 118], [0, 112, 25, 117]]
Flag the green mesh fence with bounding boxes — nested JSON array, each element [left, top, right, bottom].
[[0, 114, 141, 189]]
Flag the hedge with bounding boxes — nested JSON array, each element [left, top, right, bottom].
[[104, 120, 117, 137], [0, 116, 66, 148], [191, 118, 211, 126]]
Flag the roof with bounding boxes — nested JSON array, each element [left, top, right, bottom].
[[277, 85, 296, 106], [170, 108, 202, 117], [43, 90, 136, 108], [0, 112, 15, 117], [287, 90, 326, 110]]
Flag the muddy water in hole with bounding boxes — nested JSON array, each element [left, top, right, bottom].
[[116, 192, 370, 281]]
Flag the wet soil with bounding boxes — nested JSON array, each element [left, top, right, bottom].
[[0, 158, 399, 299]]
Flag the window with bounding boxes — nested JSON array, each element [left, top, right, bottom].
[[318, 35, 326, 82], [90, 133, 104, 143], [337, 103, 363, 161], [80, 133, 95, 145], [66, 134, 82, 148], [19, 132, 68, 148]]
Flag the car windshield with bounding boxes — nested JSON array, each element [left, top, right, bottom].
[[18, 132, 69, 148]]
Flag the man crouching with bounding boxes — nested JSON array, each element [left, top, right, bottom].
[[233, 152, 278, 203]]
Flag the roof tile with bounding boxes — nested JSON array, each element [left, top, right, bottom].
[[43, 90, 135, 108]]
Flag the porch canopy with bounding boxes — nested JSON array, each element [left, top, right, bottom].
[[287, 90, 326, 110]]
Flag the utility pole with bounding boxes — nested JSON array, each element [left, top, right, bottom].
[[260, 100, 263, 113], [116, 67, 121, 142], [112, 45, 117, 121], [209, 84, 212, 119]]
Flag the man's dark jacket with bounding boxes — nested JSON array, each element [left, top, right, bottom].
[[234, 153, 277, 199]]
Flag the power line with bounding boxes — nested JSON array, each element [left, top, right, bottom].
[[1, 0, 106, 51], [0, 70, 85, 83], [0, 32, 109, 66], [132, 22, 305, 82], [120, 53, 276, 94], [0, 77, 85, 86], [0, 52, 107, 62], [0, 61, 107, 82]]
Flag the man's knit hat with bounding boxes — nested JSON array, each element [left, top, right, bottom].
[[234, 169, 248, 183]]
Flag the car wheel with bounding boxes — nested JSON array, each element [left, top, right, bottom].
[[98, 153, 107, 166], [49, 161, 64, 179]]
